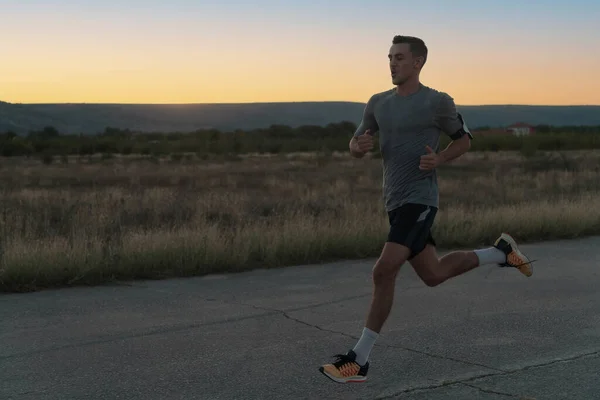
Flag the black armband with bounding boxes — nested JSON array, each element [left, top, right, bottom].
[[448, 113, 474, 140]]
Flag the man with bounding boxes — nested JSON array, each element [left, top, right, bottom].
[[318, 35, 534, 384]]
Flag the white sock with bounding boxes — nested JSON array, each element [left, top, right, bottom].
[[352, 327, 379, 365], [474, 247, 506, 266]]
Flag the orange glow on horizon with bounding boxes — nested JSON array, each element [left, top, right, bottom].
[[3, 44, 599, 106], [4, 63, 599, 106]]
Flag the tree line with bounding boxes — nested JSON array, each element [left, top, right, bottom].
[[1, 122, 600, 159]]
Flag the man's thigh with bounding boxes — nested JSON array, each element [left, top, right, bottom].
[[378, 241, 412, 267], [387, 203, 437, 260]]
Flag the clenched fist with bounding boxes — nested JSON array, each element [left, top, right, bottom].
[[419, 145, 442, 171], [355, 129, 374, 153]]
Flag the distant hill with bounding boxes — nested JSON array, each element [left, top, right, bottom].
[[1, 100, 600, 135]]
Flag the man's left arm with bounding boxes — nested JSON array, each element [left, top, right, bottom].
[[435, 93, 473, 165]]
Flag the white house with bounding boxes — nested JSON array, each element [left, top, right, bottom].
[[507, 122, 535, 136]]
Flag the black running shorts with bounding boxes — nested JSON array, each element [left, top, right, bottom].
[[387, 203, 438, 259]]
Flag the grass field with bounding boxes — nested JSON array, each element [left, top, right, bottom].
[[1, 149, 600, 292]]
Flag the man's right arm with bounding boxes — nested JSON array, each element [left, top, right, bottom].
[[349, 96, 378, 158]]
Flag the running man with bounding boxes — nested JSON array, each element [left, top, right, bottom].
[[319, 35, 534, 384]]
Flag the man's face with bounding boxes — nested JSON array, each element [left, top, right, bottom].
[[389, 43, 422, 85]]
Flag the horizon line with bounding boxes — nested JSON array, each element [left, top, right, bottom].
[[3, 100, 600, 107]]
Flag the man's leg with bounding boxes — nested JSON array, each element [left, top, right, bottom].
[[318, 241, 410, 384], [355, 241, 411, 357], [410, 244, 480, 287], [319, 203, 426, 384], [410, 233, 534, 287]]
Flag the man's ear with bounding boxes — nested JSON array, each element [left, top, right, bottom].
[[414, 56, 424, 69]]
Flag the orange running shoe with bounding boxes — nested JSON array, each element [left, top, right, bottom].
[[494, 233, 534, 277], [319, 350, 369, 383]]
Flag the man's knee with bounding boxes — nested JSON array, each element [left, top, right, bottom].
[[372, 258, 400, 285], [421, 275, 445, 287], [372, 243, 411, 285]]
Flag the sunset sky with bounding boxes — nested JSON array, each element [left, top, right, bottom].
[[2, 0, 599, 105]]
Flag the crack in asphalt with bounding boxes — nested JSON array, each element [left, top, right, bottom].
[[0, 311, 284, 360], [1, 293, 375, 360], [239, 301, 505, 373], [13, 384, 60, 398], [0, 293, 376, 361], [234, 301, 600, 399], [275, 292, 373, 313], [374, 351, 600, 399], [460, 383, 520, 398]]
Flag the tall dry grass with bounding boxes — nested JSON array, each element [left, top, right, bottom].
[[1, 150, 599, 292]]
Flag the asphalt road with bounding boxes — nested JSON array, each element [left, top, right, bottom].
[[2, 236, 600, 400]]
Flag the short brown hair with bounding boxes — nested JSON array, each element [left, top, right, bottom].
[[392, 35, 428, 66]]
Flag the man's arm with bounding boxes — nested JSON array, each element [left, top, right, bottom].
[[434, 93, 472, 164], [349, 96, 379, 158], [438, 134, 470, 164]]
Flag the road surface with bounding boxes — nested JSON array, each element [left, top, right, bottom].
[[2, 236, 600, 399]]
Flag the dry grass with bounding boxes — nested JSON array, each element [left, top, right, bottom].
[[1, 150, 600, 292]]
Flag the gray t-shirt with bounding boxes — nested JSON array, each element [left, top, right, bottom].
[[354, 84, 464, 212]]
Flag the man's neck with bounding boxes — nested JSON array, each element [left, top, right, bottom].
[[395, 79, 421, 96]]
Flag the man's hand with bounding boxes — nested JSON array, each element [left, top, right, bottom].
[[356, 129, 374, 152], [350, 130, 374, 157], [419, 145, 442, 171]]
